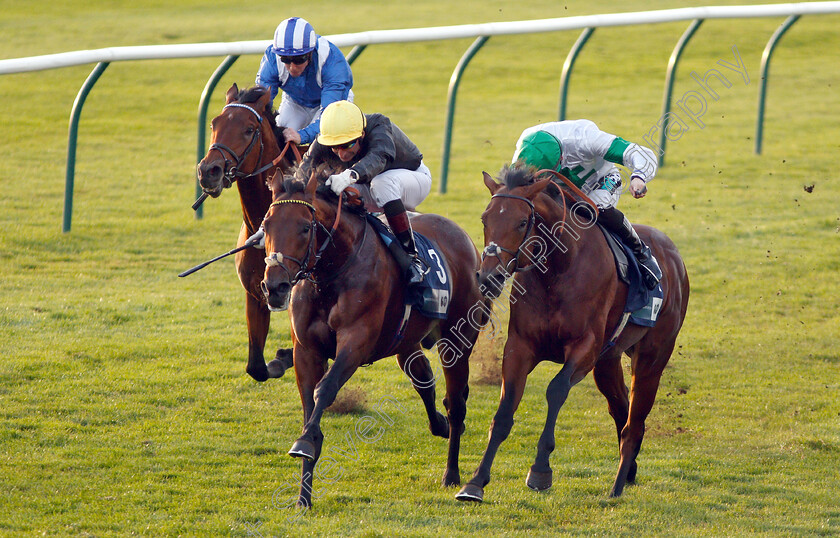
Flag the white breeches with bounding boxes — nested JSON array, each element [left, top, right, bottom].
[[275, 90, 355, 130], [369, 162, 432, 211]]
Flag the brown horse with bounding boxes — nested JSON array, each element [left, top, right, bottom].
[[456, 165, 690, 502], [260, 172, 489, 509], [196, 84, 300, 382]]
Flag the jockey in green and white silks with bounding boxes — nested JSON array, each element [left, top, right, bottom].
[[513, 120, 663, 289]]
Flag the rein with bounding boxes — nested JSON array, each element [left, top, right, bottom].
[[207, 103, 302, 188]]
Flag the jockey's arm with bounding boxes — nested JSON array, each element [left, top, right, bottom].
[[255, 45, 281, 103], [350, 115, 397, 183]]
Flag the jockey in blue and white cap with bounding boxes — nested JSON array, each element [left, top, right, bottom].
[[256, 17, 354, 146]]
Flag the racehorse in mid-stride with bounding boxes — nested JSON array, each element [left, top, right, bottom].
[[195, 84, 300, 382], [260, 171, 490, 509], [456, 165, 689, 503]]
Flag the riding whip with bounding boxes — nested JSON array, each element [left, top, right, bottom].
[[178, 236, 262, 277]]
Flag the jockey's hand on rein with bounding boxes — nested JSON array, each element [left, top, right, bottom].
[[630, 177, 648, 198], [326, 169, 359, 196], [247, 226, 265, 249]]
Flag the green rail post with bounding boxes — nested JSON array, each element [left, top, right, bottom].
[[345, 44, 367, 65], [195, 55, 239, 219], [63, 61, 109, 233], [439, 36, 489, 194], [558, 27, 595, 121], [658, 19, 703, 167], [756, 15, 800, 155]]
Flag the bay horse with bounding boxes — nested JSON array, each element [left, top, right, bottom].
[[260, 171, 489, 509], [456, 165, 689, 502], [195, 83, 301, 382]]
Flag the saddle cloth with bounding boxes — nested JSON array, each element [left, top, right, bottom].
[[598, 225, 663, 327], [365, 214, 451, 319]]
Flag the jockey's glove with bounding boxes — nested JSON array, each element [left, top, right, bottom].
[[326, 169, 358, 196], [247, 225, 265, 249]]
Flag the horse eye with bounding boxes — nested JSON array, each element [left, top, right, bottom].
[[518, 218, 528, 229], [301, 224, 311, 234], [245, 127, 255, 136]]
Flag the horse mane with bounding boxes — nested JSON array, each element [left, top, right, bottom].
[[496, 163, 537, 190], [496, 163, 565, 201], [234, 85, 296, 149], [269, 162, 336, 200]]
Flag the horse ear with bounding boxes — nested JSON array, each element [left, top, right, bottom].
[[225, 83, 239, 104], [257, 88, 271, 111], [522, 177, 553, 200], [483, 171, 502, 194], [267, 169, 285, 195], [305, 171, 318, 196]]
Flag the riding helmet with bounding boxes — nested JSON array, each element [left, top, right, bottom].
[[272, 17, 317, 56], [318, 101, 367, 146], [513, 130, 563, 172]]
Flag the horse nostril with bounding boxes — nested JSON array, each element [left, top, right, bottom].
[[198, 162, 222, 183], [260, 280, 269, 296]]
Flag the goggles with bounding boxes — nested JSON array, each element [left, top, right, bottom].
[[279, 54, 310, 65], [331, 138, 359, 150]]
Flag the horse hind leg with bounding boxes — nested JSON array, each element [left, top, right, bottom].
[[609, 343, 672, 498], [592, 351, 634, 483], [437, 332, 473, 487], [397, 347, 450, 439]]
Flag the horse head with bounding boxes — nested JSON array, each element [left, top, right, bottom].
[[478, 166, 555, 298], [260, 170, 345, 311], [197, 84, 280, 198]]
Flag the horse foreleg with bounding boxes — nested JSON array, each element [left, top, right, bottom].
[[528, 339, 597, 492], [245, 292, 271, 382], [526, 365, 573, 491], [289, 344, 367, 463], [267, 323, 296, 378], [456, 344, 534, 502], [397, 348, 449, 439], [291, 345, 326, 508]]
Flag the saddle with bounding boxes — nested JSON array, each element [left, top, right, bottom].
[[364, 214, 451, 320], [597, 225, 663, 327], [546, 178, 662, 328]]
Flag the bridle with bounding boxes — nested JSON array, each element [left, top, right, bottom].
[[481, 169, 598, 274], [262, 193, 366, 287], [206, 103, 302, 189], [481, 193, 550, 274]]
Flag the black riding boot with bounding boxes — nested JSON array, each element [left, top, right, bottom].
[[383, 200, 428, 285], [598, 207, 662, 289]]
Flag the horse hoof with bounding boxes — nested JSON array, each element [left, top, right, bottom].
[[455, 483, 484, 502], [288, 439, 316, 461], [246, 366, 269, 383], [266, 359, 288, 378], [429, 412, 450, 439], [526, 468, 553, 491]]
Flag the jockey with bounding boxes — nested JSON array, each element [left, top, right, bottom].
[[512, 120, 663, 289], [255, 17, 353, 146], [298, 100, 432, 285]]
